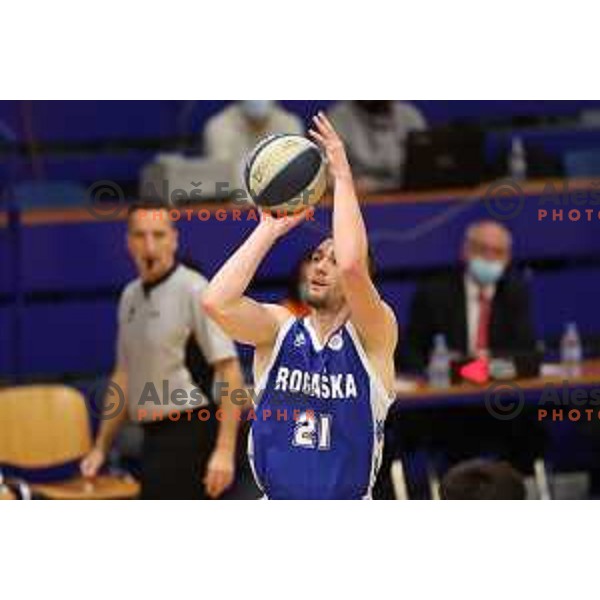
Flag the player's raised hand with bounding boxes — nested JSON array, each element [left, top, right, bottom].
[[309, 112, 351, 180]]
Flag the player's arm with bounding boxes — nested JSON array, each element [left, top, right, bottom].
[[80, 367, 129, 478], [309, 112, 397, 352], [202, 214, 304, 346]]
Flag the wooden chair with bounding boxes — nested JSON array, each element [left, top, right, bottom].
[[0, 385, 140, 499], [0, 485, 17, 500], [0, 479, 33, 499]]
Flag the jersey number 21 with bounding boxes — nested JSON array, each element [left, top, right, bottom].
[[293, 412, 332, 450]]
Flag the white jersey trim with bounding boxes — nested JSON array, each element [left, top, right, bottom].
[[246, 428, 265, 496], [302, 316, 326, 351], [345, 321, 394, 498], [344, 321, 395, 409]]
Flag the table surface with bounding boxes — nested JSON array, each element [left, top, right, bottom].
[[395, 359, 600, 400]]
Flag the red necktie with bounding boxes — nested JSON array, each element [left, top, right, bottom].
[[476, 289, 491, 353]]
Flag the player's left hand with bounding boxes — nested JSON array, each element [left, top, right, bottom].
[[309, 112, 351, 180], [204, 447, 235, 498]]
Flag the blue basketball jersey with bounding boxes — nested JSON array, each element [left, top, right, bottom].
[[249, 317, 392, 499]]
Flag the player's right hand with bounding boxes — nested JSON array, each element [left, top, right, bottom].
[[80, 447, 106, 478], [260, 209, 307, 239]]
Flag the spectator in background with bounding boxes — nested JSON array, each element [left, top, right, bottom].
[[327, 101, 427, 193], [440, 459, 526, 500], [204, 101, 304, 165], [401, 220, 536, 374]]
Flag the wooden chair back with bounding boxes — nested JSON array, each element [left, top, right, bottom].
[[0, 385, 92, 468]]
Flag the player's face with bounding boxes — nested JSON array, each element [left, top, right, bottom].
[[127, 209, 178, 282], [303, 239, 346, 311]]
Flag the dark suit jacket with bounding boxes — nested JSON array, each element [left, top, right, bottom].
[[400, 270, 537, 374]]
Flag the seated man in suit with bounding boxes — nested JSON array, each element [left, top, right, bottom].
[[401, 220, 537, 374]]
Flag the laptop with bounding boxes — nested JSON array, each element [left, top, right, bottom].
[[403, 126, 486, 191]]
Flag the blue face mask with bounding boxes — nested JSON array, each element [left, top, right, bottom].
[[468, 257, 505, 286], [240, 100, 273, 121]]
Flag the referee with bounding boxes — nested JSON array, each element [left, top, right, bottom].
[[80, 201, 244, 499]]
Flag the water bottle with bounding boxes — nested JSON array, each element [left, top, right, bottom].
[[509, 136, 527, 181], [428, 334, 451, 389], [560, 322, 583, 378]]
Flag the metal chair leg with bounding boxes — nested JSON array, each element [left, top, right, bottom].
[[534, 457, 552, 500], [390, 459, 409, 500]]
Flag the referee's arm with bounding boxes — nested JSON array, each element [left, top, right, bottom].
[[205, 357, 245, 498], [80, 368, 129, 478], [81, 289, 131, 479], [193, 280, 245, 498]]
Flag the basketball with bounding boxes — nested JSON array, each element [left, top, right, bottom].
[[244, 133, 327, 214]]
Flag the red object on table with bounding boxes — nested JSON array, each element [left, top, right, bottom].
[[460, 357, 490, 384]]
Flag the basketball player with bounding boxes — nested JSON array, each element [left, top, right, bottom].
[[202, 113, 398, 499]]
